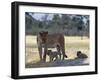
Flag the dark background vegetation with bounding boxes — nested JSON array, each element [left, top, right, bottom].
[[25, 12, 89, 38]]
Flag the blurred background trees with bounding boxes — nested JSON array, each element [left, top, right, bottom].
[[25, 12, 89, 38]]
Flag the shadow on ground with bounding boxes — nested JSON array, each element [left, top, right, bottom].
[[26, 58, 89, 68]]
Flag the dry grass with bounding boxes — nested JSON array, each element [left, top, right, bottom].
[[25, 35, 89, 68]]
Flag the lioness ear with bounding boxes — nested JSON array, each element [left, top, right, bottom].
[[39, 32, 42, 35]]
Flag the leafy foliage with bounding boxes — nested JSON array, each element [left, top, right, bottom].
[[25, 12, 89, 37]]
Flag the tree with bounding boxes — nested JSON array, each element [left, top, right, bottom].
[[41, 14, 49, 29], [72, 15, 85, 39], [83, 15, 90, 38], [51, 14, 62, 33], [61, 14, 71, 28]]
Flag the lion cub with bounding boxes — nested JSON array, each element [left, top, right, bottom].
[[76, 51, 88, 58], [47, 50, 61, 62]]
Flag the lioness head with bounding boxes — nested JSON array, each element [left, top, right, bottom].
[[39, 31, 48, 43]]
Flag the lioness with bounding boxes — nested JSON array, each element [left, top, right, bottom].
[[37, 31, 67, 62]]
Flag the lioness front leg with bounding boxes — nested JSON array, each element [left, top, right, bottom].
[[43, 46, 47, 62], [38, 46, 42, 61]]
